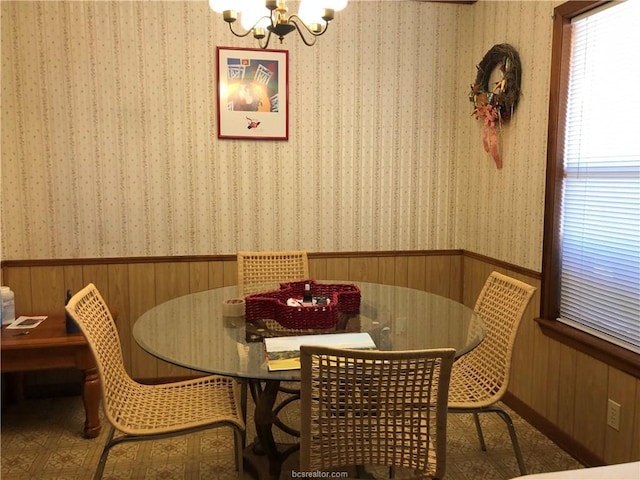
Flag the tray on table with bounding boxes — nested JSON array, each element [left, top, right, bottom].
[[244, 280, 361, 339]]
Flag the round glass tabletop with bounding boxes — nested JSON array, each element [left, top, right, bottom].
[[133, 281, 484, 382]]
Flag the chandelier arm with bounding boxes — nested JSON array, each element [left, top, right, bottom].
[[227, 22, 254, 38], [289, 15, 329, 36], [288, 16, 327, 47], [258, 29, 273, 50], [227, 14, 274, 38]]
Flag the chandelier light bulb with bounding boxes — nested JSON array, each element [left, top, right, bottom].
[[208, 0, 236, 14], [240, 1, 271, 31], [298, 1, 331, 26], [326, 0, 348, 12]]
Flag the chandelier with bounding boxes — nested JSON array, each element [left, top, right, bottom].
[[209, 0, 348, 49]]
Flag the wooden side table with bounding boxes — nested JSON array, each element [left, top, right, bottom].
[[1, 315, 101, 438]]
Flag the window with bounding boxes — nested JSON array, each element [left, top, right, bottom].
[[540, 0, 640, 376]]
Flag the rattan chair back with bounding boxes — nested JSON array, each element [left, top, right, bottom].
[[237, 250, 309, 296], [448, 271, 536, 408], [65, 284, 137, 431], [65, 284, 245, 479], [447, 271, 536, 476], [300, 345, 455, 479]]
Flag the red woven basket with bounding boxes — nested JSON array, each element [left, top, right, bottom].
[[244, 280, 361, 329]]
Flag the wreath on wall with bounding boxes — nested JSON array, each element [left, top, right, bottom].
[[469, 43, 522, 169]]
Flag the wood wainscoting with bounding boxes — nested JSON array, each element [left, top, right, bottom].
[[2, 250, 638, 467], [0, 251, 464, 379]]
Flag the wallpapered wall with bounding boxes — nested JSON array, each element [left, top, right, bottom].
[[455, 0, 554, 271], [0, 0, 555, 271]]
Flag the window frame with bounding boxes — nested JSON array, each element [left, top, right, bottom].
[[538, 0, 639, 379]]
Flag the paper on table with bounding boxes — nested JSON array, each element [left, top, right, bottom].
[[6, 315, 47, 329], [264, 332, 376, 371]]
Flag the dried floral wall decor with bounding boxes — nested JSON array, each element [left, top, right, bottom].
[[469, 43, 521, 169]]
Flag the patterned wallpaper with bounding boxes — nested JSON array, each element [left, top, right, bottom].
[[455, 0, 555, 271], [0, 0, 555, 271]]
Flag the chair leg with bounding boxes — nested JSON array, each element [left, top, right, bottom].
[[94, 424, 247, 479], [450, 406, 527, 476], [234, 426, 245, 478], [472, 412, 487, 451], [492, 407, 527, 476], [240, 380, 248, 446], [94, 425, 116, 480], [355, 465, 375, 478]]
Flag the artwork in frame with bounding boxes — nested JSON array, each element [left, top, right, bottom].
[[216, 46, 289, 140]]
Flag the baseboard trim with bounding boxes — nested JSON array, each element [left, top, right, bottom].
[[503, 391, 606, 468]]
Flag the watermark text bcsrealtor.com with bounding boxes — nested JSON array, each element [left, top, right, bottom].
[[290, 470, 349, 478]]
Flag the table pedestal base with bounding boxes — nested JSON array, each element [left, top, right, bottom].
[[247, 380, 300, 479], [243, 442, 299, 480], [243, 451, 376, 480]]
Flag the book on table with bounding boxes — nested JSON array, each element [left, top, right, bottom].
[[263, 332, 376, 371]]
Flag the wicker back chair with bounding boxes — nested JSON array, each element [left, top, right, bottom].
[[448, 271, 536, 476], [237, 250, 309, 296], [65, 284, 245, 480], [300, 345, 456, 479]]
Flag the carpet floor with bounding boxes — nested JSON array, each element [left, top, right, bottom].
[[1, 393, 583, 479]]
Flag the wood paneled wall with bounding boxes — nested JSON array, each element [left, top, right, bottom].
[[2, 251, 638, 466], [1, 251, 462, 379]]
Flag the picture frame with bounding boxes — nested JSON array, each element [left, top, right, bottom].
[[216, 46, 289, 140]]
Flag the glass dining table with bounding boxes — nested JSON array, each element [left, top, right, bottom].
[[133, 281, 485, 479]]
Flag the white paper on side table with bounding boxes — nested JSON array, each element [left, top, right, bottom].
[[6, 315, 47, 329]]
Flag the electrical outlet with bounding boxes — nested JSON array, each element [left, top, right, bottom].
[[607, 399, 621, 431]]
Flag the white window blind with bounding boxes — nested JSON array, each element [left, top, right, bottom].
[[559, 0, 640, 353]]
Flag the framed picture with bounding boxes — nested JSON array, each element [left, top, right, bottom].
[[216, 46, 289, 140]]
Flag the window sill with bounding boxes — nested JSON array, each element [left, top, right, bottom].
[[536, 317, 639, 379]]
